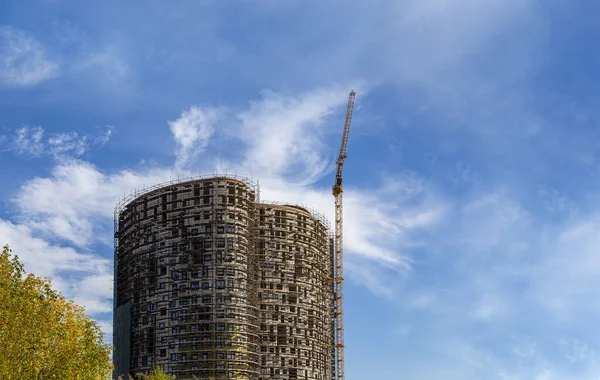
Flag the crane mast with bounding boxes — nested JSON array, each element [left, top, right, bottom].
[[332, 90, 355, 380]]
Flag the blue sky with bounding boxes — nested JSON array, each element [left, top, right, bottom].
[[2, 0, 600, 378]]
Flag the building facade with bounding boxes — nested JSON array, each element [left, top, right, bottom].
[[256, 204, 333, 380], [113, 176, 334, 380]]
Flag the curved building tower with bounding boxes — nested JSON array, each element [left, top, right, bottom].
[[113, 176, 334, 380], [256, 204, 333, 380]]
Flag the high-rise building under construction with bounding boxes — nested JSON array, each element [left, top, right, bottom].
[[113, 176, 334, 380]]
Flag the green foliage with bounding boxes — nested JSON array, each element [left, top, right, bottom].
[[0, 244, 112, 379], [117, 366, 177, 380], [116, 366, 217, 380], [135, 366, 176, 380]]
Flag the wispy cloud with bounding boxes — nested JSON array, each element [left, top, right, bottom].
[[379, 185, 600, 378], [70, 48, 132, 91], [92, 127, 113, 148], [0, 26, 59, 86], [169, 106, 219, 170], [14, 126, 45, 156], [12, 87, 445, 300], [236, 86, 353, 184], [47, 131, 88, 156], [4, 125, 113, 159]]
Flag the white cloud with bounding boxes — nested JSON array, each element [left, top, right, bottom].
[[0, 220, 107, 276], [13, 86, 445, 299], [381, 186, 600, 378], [74, 50, 130, 79], [47, 131, 88, 156], [193, 86, 447, 293], [438, 336, 600, 380], [559, 337, 595, 365], [96, 320, 114, 343], [532, 215, 600, 320], [0, 220, 111, 316], [169, 106, 219, 169], [93, 127, 113, 147], [255, 179, 445, 296], [14, 126, 45, 155], [7, 125, 112, 159], [70, 274, 113, 314], [15, 159, 173, 246], [0, 26, 59, 86], [236, 86, 354, 184]]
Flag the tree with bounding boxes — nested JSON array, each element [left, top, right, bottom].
[[119, 366, 177, 380], [0, 244, 112, 379], [117, 366, 215, 380]]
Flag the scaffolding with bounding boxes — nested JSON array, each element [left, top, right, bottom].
[[113, 176, 334, 380], [255, 203, 333, 380], [114, 176, 260, 379]]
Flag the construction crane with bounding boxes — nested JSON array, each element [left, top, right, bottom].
[[332, 90, 355, 380]]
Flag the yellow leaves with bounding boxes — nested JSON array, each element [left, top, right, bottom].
[[0, 244, 112, 379]]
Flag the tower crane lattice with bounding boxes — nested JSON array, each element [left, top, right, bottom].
[[332, 90, 355, 380]]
